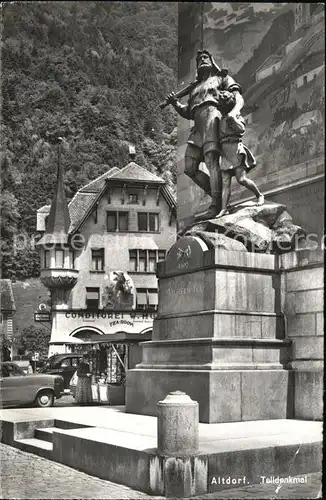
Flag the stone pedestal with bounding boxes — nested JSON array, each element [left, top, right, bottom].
[[126, 236, 294, 423], [157, 391, 199, 456]]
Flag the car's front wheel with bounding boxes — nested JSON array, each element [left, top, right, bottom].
[[35, 390, 54, 408]]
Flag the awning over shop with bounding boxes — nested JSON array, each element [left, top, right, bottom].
[[87, 331, 152, 343], [136, 291, 147, 305], [50, 338, 86, 345], [148, 291, 158, 306]]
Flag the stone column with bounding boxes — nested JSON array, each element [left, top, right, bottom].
[[157, 391, 199, 456]]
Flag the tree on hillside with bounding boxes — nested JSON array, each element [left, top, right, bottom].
[[18, 325, 51, 358], [1, 2, 178, 279], [0, 155, 21, 279]]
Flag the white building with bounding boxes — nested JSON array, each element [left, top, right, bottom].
[[255, 55, 283, 82], [295, 65, 324, 88], [36, 143, 177, 356]]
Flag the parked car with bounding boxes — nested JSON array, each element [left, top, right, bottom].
[[38, 353, 83, 390], [11, 355, 33, 374], [0, 362, 64, 408]]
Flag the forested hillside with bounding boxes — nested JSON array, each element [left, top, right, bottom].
[[1, 2, 178, 279]]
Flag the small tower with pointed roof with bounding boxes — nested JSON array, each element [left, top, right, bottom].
[[36, 138, 79, 310]]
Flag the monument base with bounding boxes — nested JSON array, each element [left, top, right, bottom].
[[126, 368, 294, 423]]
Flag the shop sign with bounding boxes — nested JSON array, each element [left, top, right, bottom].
[[64, 311, 156, 322], [34, 312, 52, 322]]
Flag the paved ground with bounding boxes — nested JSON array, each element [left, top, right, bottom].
[[54, 393, 76, 406], [0, 443, 161, 500], [1, 402, 322, 499], [0, 443, 322, 500]]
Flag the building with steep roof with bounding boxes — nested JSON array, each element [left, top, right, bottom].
[[36, 147, 177, 356]]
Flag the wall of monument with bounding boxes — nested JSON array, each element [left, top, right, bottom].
[[281, 249, 324, 420]]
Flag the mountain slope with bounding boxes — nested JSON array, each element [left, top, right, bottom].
[[1, 2, 178, 279]]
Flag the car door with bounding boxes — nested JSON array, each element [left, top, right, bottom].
[[59, 358, 75, 389], [0, 364, 12, 406], [0, 363, 30, 406]]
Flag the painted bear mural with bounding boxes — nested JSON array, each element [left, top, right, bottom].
[[102, 271, 136, 310]]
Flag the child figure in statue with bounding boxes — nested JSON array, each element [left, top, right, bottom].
[[217, 92, 264, 217]]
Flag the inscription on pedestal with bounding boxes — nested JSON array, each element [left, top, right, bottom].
[[159, 271, 208, 315], [165, 236, 209, 275]]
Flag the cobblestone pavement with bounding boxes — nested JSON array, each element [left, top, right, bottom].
[[0, 443, 162, 500], [0, 443, 322, 499]]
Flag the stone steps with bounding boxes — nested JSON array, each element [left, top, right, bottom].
[[34, 427, 54, 443], [1, 409, 322, 498], [14, 437, 53, 459]]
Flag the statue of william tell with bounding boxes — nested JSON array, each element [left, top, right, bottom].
[[165, 49, 264, 220]]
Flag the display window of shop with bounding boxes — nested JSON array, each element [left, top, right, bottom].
[[91, 248, 104, 271], [86, 287, 100, 310], [74, 343, 127, 385]]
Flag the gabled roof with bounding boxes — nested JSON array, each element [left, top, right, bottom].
[[79, 167, 120, 193], [37, 162, 176, 236], [68, 192, 99, 233], [70, 163, 176, 234], [108, 162, 165, 184], [0, 279, 16, 312]]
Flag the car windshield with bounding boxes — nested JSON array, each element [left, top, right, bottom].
[[1, 363, 25, 377], [43, 355, 56, 368]]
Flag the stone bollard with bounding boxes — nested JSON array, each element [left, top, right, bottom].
[[157, 390, 199, 456]]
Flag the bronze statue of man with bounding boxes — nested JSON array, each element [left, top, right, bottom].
[[166, 49, 264, 219]]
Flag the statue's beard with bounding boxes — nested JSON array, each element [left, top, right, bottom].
[[197, 65, 213, 79]]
